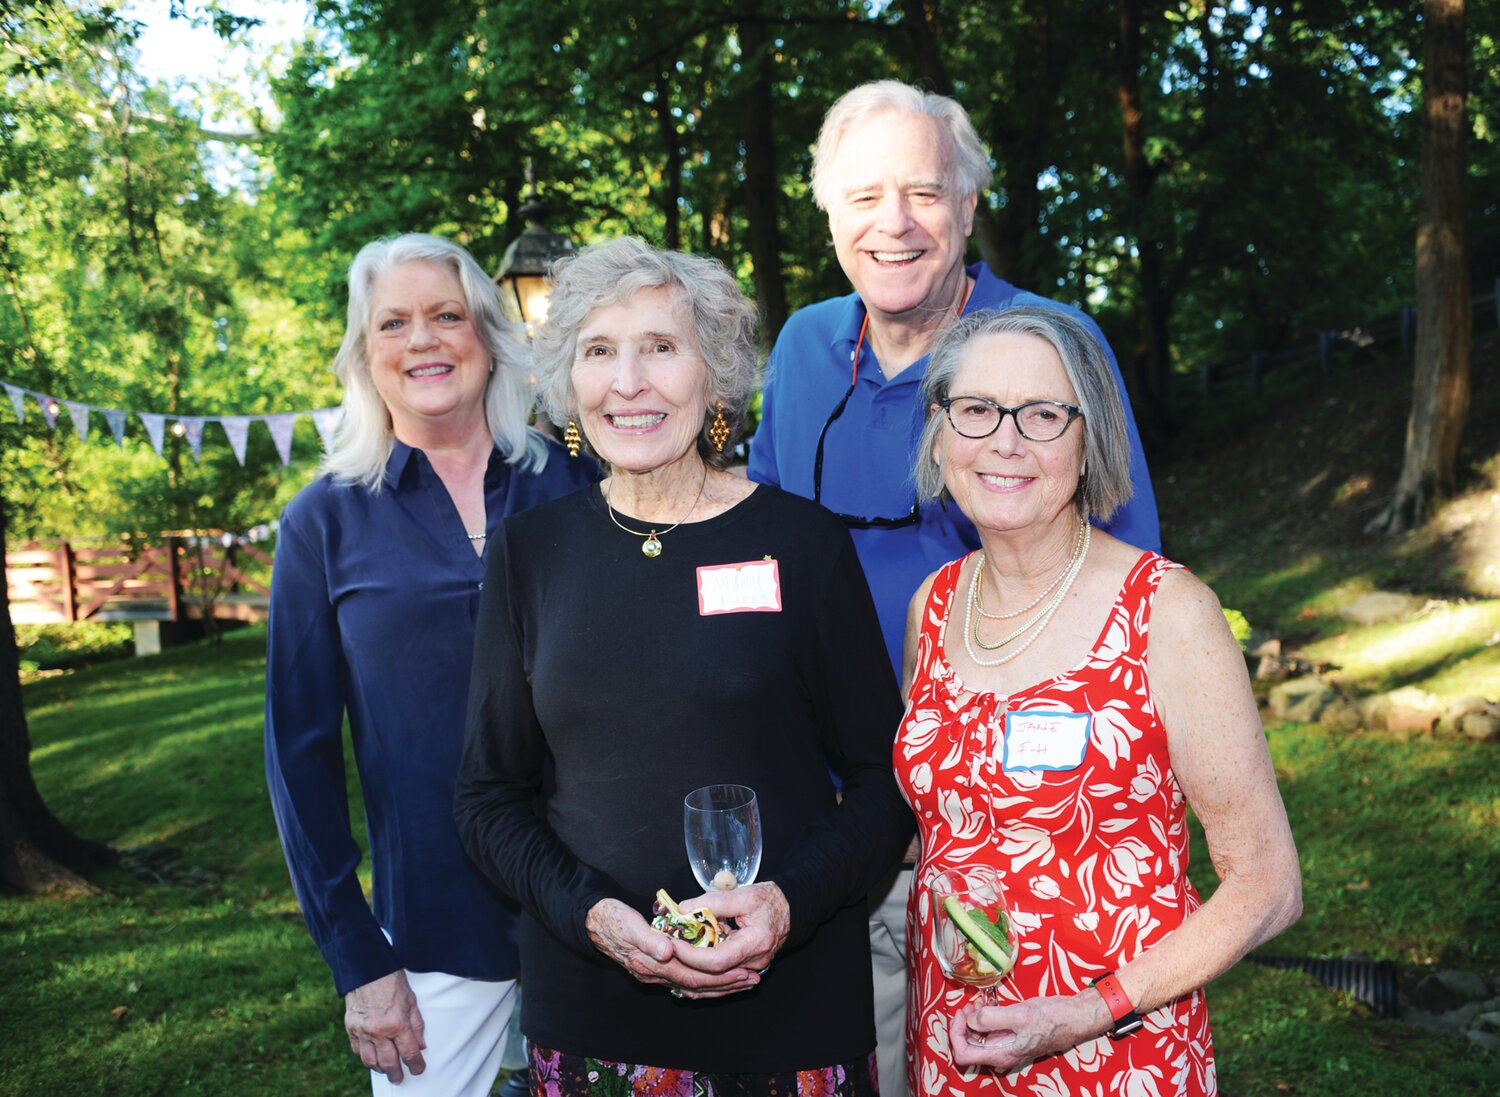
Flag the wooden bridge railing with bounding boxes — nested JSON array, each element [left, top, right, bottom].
[[6, 533, 273, 627]]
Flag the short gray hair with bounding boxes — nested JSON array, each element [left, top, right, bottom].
[[914, 307, 1133, 522], [323, 232, 545, 490], [811, 80, 993, 210], [532, 237, 758, 469]]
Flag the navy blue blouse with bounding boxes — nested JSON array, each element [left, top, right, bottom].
[[265, 436, 598, 995]]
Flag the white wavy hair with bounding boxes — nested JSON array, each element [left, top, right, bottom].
[[810, 80, 993, 210], [531, 237, 758, 470], [322, 233, 546, 490]]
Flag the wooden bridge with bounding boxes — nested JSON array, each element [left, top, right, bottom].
[[6, 533, 272, 652]]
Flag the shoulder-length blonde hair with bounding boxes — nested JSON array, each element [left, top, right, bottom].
[[322, 233, 546, 490]]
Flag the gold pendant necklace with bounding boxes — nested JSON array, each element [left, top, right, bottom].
[[604, 465, 709, 559]]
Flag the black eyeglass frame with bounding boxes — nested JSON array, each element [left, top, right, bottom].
[[938, 396, 1083, 442], [812, 381, 922, 529]]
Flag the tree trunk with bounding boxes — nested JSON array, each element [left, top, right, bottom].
[[739, 18, 787, 340], [898, 0, 1006, 274], [0, 492, 113, 894], [655, 69, 683, 251], [1373, 0, 1470, 533], [1116, 0, 1170, 442]]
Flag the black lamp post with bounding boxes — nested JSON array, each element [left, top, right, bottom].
[[495, 159, 574, 332]]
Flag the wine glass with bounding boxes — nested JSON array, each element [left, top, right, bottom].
[[928, 864, 1014, 1005], [684, 784, 762, 892]]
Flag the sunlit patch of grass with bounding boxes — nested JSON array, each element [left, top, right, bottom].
[[1302, 600, 1500, 693], [1421, 642, 1500, 699], [1197, 552, 1388, 641]]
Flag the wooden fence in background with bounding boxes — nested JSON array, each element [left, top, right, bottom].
[[6, 533, 271, 629], [1175, 281, 1500, 398]]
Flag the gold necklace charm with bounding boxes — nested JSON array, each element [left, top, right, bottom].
[[604, 465, 709, 559]]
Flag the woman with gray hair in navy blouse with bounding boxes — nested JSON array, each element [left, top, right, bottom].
[[265, 232, 596, 1095]]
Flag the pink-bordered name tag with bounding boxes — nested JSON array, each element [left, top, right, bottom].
[[697, 558, 782, 616]]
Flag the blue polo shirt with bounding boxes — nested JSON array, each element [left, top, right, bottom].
[[748, 262, 1160, 674], [265, 436, 599, 995]]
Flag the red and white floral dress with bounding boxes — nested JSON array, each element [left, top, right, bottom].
[[896, 551, 1216, 1097]]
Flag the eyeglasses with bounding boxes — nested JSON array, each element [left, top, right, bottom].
[[938, 396, 1082, 441], [811, 313, 922, 529], [813, 381, 921, 529]]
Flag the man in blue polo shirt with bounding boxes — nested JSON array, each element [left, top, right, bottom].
[[747, 79, 1159, 1097]]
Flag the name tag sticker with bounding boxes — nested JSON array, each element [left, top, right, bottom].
[[697, 559, 782, 616], [1002, 711, 1091, 772]]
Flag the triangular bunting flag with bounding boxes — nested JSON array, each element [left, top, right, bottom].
[[104, 408, 128, 446], [219, 416, 251, 466], [311, 406, 341, 452], [266, 413, 296, 466], [180, 417, 205, 463], [139, 412, 166, 456], [3, 382, 24, 423], [65, 401, 90, 442], [39, 394, 59, 430]]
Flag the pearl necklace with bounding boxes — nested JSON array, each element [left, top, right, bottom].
[[962, 519, 1091, 668], [973, 518, 1084, 620], [604, 465, 708, 558]]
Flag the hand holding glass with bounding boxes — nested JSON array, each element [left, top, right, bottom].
[[684, 784, 761, 892]]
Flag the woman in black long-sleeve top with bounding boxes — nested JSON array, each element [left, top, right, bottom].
[[455, 238, 912, 1092]]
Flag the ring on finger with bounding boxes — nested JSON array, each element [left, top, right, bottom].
[[670, 988, 684, 999], [975, 1033, 986, 1046]]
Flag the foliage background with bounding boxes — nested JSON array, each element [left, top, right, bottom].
[[2, 0, 1498, 542]]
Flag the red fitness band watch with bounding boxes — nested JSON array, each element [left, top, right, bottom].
[[1091, 972, 1144, 1039]]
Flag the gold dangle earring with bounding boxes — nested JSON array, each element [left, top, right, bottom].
[[708, 402, 730, 454], [564, 418, 582, 459]]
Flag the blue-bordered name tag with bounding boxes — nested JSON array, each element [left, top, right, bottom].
[[1002, 711, 1091, 772]]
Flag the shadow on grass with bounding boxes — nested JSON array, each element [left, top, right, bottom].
[[1212, 964, 1497, 1096], [1191, 724, 1500, 975], [0, 888, 354, 1095], [5, 627, 381, 1095]]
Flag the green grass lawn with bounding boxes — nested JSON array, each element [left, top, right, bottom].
[[2, 630, 358, 1096], [5, 623, 1498, 1095]]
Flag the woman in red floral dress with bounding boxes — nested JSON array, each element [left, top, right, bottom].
[[894, 307, 1302, 1096]]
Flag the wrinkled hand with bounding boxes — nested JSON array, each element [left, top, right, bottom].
[[345, 970, 426, 1083], [949, 993, 1108, 1072], [676, 882, 790, 987], [585, 898, 758, 999]]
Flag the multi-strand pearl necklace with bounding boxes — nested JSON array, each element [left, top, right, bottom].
[[972, 517, 1086, 621], [962, 518, 1091, 668]]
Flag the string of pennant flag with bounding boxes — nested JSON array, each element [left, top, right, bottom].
[[1, 379, 342, 467]]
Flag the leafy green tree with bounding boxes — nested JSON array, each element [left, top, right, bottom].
[[0, 0, 118, 894], [1, 1, 340, 543]]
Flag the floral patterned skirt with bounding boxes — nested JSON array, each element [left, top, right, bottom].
[[528, 1044, 880, 1097]]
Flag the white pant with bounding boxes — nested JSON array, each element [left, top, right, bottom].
[[369, 970, 517, 1097], [870, 867, 913, 1097]]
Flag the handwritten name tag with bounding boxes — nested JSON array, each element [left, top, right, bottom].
[[1002, 711, 1091, 772], [697, 559, 782, 616]]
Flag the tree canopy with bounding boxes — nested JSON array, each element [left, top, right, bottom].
[[1, 0, 1497, 540]]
